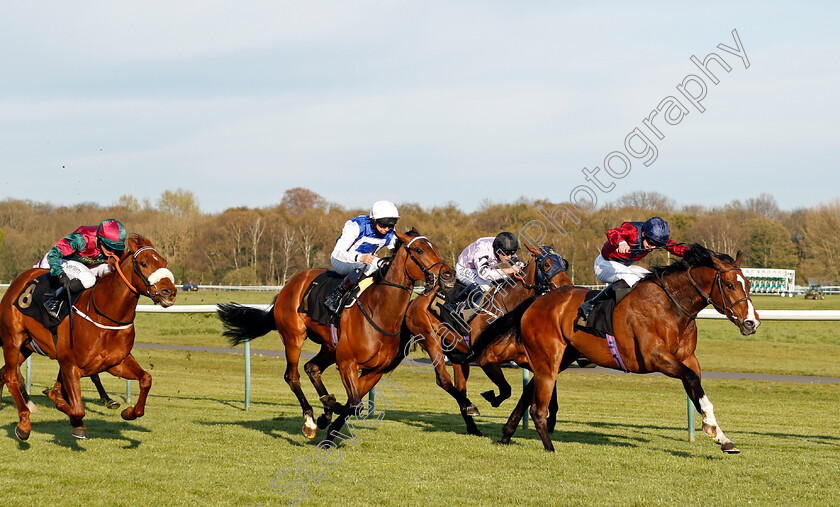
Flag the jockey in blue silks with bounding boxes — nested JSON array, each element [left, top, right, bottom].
[[324, 200, 400, 314]]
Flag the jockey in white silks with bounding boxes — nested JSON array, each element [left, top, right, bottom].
[[324, 200, 400, 314]]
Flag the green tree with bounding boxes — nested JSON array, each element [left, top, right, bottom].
[[742, 217, 796, 268], [157, 189, 200, 218], [801, 201, 840, 283]]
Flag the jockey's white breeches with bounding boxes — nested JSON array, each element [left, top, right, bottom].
[[593, 254, 650, 287]]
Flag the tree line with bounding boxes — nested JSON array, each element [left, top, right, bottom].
[[0, 188, 837, 286]]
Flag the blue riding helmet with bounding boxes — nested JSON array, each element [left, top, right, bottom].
[[642, 217, 670, 247]]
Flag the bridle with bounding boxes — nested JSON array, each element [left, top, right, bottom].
[[656, 264, 752, 327], [354, 235, 452, 336], [515, 248, 568, 296], [399, 235, 451, 294], [84, 246, 171, 326], [687, 266, 752, 328]]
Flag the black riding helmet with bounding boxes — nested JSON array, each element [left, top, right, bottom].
[[492, 232, 519, 258]]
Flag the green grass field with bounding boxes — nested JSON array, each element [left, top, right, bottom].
[[0, 289, 838, 505]]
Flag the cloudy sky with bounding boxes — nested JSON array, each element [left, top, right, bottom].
[[1, 1, 837, 214]]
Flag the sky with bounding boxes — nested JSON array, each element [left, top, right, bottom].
[[1, 1, 838, 214]]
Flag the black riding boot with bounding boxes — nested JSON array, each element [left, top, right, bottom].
[[576, 284, 615, 326], [43, 278, 85, 319], [43, 288, 65, 319], [325, 268, 363, 315], [441, 283, 480, 336]]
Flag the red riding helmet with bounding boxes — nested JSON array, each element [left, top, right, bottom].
[[97, 219, 127, 252]]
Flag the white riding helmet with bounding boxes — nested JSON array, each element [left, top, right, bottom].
[[370, 200, 400, 227]]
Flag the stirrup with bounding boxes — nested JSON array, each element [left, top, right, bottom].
[[44, 299, 63, 319]]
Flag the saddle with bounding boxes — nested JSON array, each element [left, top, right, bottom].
[[12, 273, 83, 353], [575, 279, 633, 339], [297, 271, 374, 328], [428, 281, 497, 336]]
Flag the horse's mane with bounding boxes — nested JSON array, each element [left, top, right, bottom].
[[375, 228, 421, 279], [644, 243, 735, 281], [122, 234, 152, 259]]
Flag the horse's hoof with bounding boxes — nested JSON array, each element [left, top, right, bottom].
[[721, 442, 740, 454], [316, 414, 332, 430], [494, 440, 509, 446], [468, 429, 483, 437], [71, 427, 88, 439], [103, 399, 121, 410], [462, 404, 480, 417], [15, 426, 30, 441], [302, 425, 317, 440], [120, 407, 135, 420]]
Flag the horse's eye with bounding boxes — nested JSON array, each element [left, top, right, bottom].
[[543, 261, 551, 270], [726, 283, 734, 290], [141, 261, 148, 268], [415, 248, 423, 255]]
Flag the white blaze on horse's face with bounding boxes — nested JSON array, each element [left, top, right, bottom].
[[736, 274, 760, 330], [148, 268, 175, 287]]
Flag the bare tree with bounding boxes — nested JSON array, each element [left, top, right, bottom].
[[247, 215, 266, 271]]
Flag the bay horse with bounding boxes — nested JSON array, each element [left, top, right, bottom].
[[217, 229, 455, 440], [472, 244, 759, 452], [403, 244, 571, 436], [0, 234, 177, 440]]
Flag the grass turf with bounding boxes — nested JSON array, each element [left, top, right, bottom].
[[0, 348, 838, 506]]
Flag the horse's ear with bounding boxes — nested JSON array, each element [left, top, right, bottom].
[[525, 244, 540, 256], [734, 251, 743, 267]]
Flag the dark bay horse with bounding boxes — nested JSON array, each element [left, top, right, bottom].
[[403, 244, 571, 436], [472, 244, 759, 452], [218, 230, 455, 440], [0, 235, 177, 440]]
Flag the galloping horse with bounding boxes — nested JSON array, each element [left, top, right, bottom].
[[472, 245, 759, 452], [218, 229, 455, 440], [403, 244, 570, 436], [0, 235, 177, 440]]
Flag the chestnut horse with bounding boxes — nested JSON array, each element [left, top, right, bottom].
[[473, 245, 759, 452], [0, 235, 177, 440], [218, 230, 455, 440], [403, 244, 570, 436]]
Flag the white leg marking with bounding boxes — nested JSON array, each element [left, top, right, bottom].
[[304, 414, 317, 431], [699, 395, 717, 427]]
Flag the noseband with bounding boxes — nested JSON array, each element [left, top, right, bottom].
[[108, 246, 173, 304]]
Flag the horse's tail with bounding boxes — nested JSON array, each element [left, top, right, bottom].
[[217, 303, 277, 346], [470, 295, 538, 359]]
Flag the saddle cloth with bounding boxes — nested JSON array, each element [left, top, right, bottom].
[[297, 271, 374, 328], [13, 272, 81, 331], [576, 279, 633, 339]]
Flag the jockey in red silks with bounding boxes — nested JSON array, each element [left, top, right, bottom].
[[35, 219, 127, 318], [578, 217, 687, 321]]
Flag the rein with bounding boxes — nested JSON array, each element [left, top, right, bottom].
[[687, 266, 751, 327], [655, 264, 751, 327], [85, 246, 163, 327], [354, 235, 444, 337]]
